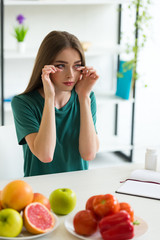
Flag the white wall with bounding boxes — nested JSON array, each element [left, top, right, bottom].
[[4, 5, 118, 50], [133, 0, 160, 162], [119, 0, 160, 162]]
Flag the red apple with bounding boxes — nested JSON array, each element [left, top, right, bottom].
[[32, 193, 51, 211], [73, 210, 98, 236]]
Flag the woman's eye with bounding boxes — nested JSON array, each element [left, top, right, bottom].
[[74, 64, 82, 69], [55, 64, 64, 69]]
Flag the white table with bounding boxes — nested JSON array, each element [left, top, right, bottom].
[[0, 163, 159, 239]]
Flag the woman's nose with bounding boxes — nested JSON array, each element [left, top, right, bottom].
[[66, 67, 74, 78]]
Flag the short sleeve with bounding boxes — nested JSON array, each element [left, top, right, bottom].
[[11, 95, 40, 145], [90, 91, 97, 133]]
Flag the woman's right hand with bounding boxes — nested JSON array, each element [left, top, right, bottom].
[[41, 65, 59, 99]]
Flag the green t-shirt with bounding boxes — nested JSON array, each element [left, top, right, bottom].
[[11, 89, 97, 177]]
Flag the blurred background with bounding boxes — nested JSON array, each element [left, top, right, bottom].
[[1, 0, 160, 168]]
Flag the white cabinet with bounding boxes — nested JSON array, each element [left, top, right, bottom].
[[4, 0, 133, 153]]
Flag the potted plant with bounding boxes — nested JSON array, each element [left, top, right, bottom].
[[116, 0, 151, 99], [13, 14, 29, 53]]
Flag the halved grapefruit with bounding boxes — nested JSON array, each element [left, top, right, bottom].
[[23, 202, 55, 234]]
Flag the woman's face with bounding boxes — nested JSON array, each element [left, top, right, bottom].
[[51, 47, 82, 92]]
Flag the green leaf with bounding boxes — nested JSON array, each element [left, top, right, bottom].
[[117, 72, 124, 78], [13, 25, 29, 42], [118, 0, 151, 82], [133, 220, 140, 225]]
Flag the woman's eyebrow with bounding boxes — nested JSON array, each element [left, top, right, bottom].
[[55, 60, 67, 64], [74, 60, 81, 63], [55, 60, 81, 64]]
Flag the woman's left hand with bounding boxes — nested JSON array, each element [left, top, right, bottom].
[[75, 66, 99, 98]]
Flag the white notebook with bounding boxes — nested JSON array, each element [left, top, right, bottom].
[[116, 169, 160, 200]]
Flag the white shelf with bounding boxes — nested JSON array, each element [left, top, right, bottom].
[[5, 0, 127, 6], [96, 93, 134, 104], [86, 45, 125, 56], [4, 93, 134, 113], [4, 45, 124, 60], [4, 49, 36, 59], [99, 136, 133, 152]]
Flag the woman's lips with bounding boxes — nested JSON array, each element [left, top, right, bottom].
[[63, 82, 74, 86]]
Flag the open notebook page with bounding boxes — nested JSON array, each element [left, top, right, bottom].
[[116, 169, 160, 200]]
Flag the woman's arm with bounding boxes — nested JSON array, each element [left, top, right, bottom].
[[75, 67, 99, 161], [25, 98, 56, 163], [25, 65, 59, 163], [78, 95, 99, 161]]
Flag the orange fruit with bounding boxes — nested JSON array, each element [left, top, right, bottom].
[[119, 202, 134, 222], [32, 193, 51, 211], [1, 180, 33, 211], [23, 202, 55, 234]]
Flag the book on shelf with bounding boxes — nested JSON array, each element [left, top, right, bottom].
[[116, 169, 160, 200]]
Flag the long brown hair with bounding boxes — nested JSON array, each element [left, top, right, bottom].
[[23, 31, 86, 94]]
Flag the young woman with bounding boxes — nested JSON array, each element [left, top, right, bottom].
[[11, 30, 99, 177]]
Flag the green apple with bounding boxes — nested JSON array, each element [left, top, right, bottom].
[[49, 188, 76, 215], [0, 208, 23, 237]]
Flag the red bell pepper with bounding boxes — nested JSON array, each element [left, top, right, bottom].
[[99, 210, 134, 240]]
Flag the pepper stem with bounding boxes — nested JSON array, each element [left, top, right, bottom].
[[133, 220, 140, 225]]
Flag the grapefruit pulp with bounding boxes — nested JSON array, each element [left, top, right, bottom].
[[23, 202, 55, 234]]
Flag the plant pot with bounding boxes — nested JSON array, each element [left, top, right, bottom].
[[17, 41, 26, 53], [116, 60, 133, 100]]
